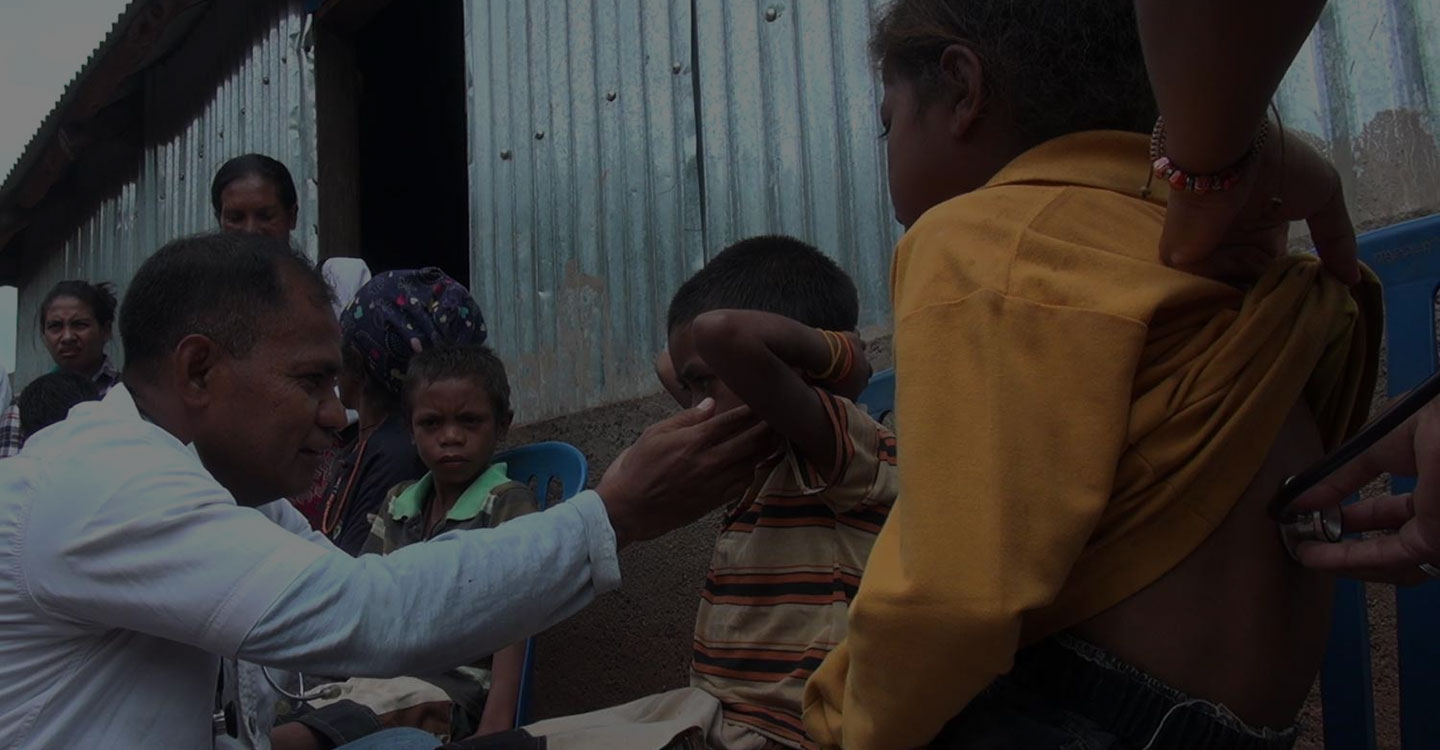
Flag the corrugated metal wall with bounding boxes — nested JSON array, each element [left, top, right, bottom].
[[15, 0, 316, 387], [466, 0, 706, 420], [692, 0, 898, 325], [466, 0, 898, 422], [1277, 0, 1440, 232], [469, 0, 1440, 422], [15, 0, 1439, 417]]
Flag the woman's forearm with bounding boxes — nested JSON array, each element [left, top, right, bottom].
[[1137, 0, 1327, 171]]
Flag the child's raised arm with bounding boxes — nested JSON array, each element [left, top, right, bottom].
[[690, 309, 870, 481]]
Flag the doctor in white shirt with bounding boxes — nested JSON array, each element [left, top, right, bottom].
[[0, 232, 763, 750]]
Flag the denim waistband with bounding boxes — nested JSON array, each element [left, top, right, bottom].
[[1001, 634, 1297, 750]]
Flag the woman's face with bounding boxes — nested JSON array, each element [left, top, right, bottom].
[[219, 175, 296, 239], [42, 296, 110, 376]]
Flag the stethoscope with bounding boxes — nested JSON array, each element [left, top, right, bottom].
[[213, 667, 342, 740], [261, 665, 343, 703], [1269, 370, 1440, 560]]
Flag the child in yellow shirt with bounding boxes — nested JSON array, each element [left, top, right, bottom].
[[802, 2, 1380, 749]]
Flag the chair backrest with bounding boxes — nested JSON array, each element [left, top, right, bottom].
[[497, 441, 589, 510], [857, 368, 895, 424], [493, 440, 589, 728], [1324, 213, 1440, 749]]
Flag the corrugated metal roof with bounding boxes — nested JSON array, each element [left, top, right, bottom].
[[13, 0, 317, 386], [0, 0, 213, 234]]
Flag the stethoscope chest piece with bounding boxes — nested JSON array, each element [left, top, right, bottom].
[[1279, 504, 1343, 561]]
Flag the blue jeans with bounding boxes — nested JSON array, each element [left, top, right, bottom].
[[931, 635, 1297, 750], [336, 727, 441, 750]]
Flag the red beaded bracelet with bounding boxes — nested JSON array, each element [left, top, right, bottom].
[[1148, 116, 1269, 194]]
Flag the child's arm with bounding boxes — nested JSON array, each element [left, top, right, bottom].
[[470, 641, 526, 736], [468, 484, 538, 735], [690, 309, 870, 480]]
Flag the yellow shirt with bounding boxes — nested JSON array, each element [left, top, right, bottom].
[[801, 131, 1381, 750]]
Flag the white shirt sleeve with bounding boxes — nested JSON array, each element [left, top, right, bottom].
[[255, 498, 338, 551], [20, 439, 328, 657], [238, 491, 621, 677], [18, 410, 621, 675]]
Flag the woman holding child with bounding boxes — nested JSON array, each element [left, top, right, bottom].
[[320, 266, 489, 555], [266, 272, 523, 748], [275, 344, 534, 747]]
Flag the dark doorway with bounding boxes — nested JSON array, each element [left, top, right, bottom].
[[352, 0, 469, 282]]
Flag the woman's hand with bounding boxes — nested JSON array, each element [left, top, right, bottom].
[[1159, 124, 1361, 286]]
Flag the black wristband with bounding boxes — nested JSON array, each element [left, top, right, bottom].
[[292, 700, 384, 749]]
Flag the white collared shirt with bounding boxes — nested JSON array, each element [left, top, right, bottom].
[[0, 385, 621, 749]]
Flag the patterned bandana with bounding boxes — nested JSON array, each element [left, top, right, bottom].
[[340, 267, 488, 395]]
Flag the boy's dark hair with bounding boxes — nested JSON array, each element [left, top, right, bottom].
[[210, 153, 299, 218], [120, 232, 334, 368], [37, 280, 118, 333], [871, 0, 1155, 145], [18, 371, 101, 437], [403, 345, 513, 420], [667, 235, 860, 332]]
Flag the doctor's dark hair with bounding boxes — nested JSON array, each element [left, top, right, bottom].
[[120, 232, 333, 367]]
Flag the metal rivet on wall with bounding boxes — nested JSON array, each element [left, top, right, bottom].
[[672, 62, 683, 74], [500, 149, 513, 160], [534, 131, 545, 140], [262, 75, 271, 85], [764, 6, 780, 22], [605, 91, 618, 102]]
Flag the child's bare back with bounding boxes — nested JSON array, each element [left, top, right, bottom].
[[1076, 398, 1332, 728]]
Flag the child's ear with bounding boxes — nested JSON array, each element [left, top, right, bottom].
[[497, 410, 514, 442], [938, 43, 986, 141]]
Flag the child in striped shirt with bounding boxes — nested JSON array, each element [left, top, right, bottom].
[[515, 236, 897, 750]]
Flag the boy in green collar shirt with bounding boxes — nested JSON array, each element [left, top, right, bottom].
[[360, 344, 537, 738]]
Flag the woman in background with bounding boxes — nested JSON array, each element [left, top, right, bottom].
[[211, 153, 298, 240], [0, 280, 121, 457]]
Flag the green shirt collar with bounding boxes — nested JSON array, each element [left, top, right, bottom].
[[390, 462, 511, 522]]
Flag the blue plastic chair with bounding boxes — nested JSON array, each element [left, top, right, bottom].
[[1323, 213, 1440, 749], [493, 441, 589, 728], [857, 368, 895, 423]]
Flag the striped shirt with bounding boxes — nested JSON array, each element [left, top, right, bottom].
[[690, 388, 898, 749]]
